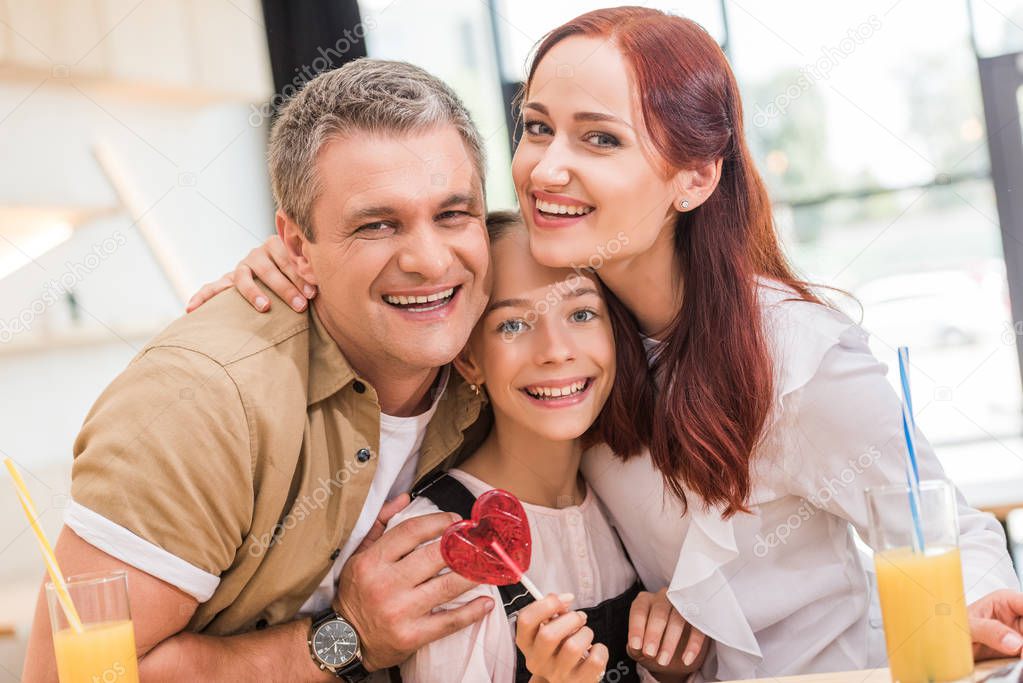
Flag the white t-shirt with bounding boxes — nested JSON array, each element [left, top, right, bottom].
[[64, 368, 449, 608], [297, 369, 448, 615]]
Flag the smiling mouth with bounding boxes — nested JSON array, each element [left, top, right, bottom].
[[382, 286, 459, 313], [521, 377, 593, 401], [535, 198, 596, 219]]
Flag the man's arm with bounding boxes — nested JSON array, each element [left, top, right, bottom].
[[23, 528, 333, 682]]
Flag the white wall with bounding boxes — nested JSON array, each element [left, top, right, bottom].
[[0, 1, 273, 676]]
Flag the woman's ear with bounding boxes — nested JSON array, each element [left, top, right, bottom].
[[672, 157, 723, 211], [452, 344, 484, 387], [276, 210, 317, 285]]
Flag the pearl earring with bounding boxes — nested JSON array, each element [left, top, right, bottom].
[[470, 383, 480, 396]]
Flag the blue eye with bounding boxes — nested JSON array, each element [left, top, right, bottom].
[[571, 309, 597, 323], [585, 132, 620, 148], [498, 319, 528, 335], [524, 120, 552, 136]]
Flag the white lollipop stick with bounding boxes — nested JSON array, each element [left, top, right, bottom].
[[490, 540, 544, 601]]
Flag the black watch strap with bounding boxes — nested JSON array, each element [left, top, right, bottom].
[[336, 659, 370, 683]]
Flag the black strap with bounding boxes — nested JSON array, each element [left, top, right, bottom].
[[413, 472, 535, 615]]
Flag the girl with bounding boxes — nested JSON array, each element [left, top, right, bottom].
[[191, 7, 1022, 680], [385, 211, 704, 682]]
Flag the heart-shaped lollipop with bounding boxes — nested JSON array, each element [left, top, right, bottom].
[[441, 488, 543, 599]]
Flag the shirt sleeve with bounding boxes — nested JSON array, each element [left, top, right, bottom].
[[780, 331, 1018, 603], [69, 345, 253, 597], [387, 499, 517, 683]]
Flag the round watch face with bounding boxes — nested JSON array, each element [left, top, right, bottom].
[[313, 619, 359, 668]]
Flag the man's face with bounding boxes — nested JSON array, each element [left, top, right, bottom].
[[291, 127, 491, 376]]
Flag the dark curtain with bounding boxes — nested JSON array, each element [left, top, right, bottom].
[[260, 0, 369, 116]]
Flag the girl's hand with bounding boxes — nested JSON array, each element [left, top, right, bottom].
[[517, 593, 609, 683], [627, 588, 708, 681], [185, 235, 316, 313]]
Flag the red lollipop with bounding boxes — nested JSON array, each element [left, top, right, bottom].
[[440, 488, 544, 600]]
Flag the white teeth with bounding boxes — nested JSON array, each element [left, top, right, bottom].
[[384, 287, 455, 307], [536, 199, 593, 216], [525, 380, 588, 399]]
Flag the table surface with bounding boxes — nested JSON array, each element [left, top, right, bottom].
[[721, 659, 1019, 683]]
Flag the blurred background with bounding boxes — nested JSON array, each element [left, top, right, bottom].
[[3, 0, 1023, 677]]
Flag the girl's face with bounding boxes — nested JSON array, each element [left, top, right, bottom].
[[512, 36, 680, 269], [459, 226, 615, 442]]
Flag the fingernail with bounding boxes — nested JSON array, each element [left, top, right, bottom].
[[448, 513, 461, 523], [304, 285, 316, 298], [683, 650, 696, 667], [557, 593, 574, 604], [577, 611, 587, 622], [292, 296, 307, 310], [630, 637, 642, 650], [255, 296, 269, 310], [1002, 632, 1023, 651], [644, 643, 656, 657]]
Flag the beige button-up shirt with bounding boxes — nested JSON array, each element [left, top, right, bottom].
[[70, 288, 489, 634]]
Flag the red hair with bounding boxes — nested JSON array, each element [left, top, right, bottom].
[[526, 7, 821, 516]]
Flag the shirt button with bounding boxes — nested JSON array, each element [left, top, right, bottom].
[[577, 546, 586, 558], [352, 381, 366, 394], [356, 448, 371, 462], [330, 548, 340, 561]]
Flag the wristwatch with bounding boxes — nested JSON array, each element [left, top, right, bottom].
[[307, 607, 370, 682]]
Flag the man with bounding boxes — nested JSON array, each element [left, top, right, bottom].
[[24, 58, 495, 681]]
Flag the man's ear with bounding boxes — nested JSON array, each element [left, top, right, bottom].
[[672, 157, 723, 211], [452, 344, 484, 387], [276, 210, 318, 285]]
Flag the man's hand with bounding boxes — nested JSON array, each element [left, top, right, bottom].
[[335, 499, 495, 671], [969, 589, 1023, 659]]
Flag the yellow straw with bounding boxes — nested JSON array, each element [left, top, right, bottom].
[[4, 458, 84, 633]]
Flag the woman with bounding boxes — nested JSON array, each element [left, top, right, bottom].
[[384, 210, 703, 682], [189, 7, 1021, 680]]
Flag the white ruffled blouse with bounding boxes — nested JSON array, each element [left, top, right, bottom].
[[582, 280, 1019, 681]]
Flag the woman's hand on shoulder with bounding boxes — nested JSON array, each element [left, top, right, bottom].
[[517, 593, 609, 682], [628, 588, 709, 682], [185, 235, 316, 314]]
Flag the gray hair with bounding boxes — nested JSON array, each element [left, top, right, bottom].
[[268, 58, 486, 239]]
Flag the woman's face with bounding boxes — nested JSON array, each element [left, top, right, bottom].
[[512, 36, 679, 269], [462, 226, 615, 442]]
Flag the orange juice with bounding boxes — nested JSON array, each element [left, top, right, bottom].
[[53, 620, 139, 683], [874, 546, 973, 683]]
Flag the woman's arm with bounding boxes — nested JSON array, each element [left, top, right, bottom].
[[186, 235, 315, 313], [782, 332, 1022, 657], [783, 333, 1017, 597]]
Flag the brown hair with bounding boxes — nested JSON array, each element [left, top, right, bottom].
[[484, 210, 653, 456]]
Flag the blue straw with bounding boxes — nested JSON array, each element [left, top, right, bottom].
[[897, 346, 926, 553]]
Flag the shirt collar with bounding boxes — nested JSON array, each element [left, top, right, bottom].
[[306, 304, 356, 405]]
